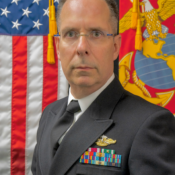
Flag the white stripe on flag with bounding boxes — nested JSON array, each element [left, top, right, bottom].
[[0, 35, 12, 175], [25, 36, 43, 175], [58, 60, 68, 99]]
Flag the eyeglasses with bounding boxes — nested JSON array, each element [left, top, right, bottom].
[[54, 30, 117, 45]]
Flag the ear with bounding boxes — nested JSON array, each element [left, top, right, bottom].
[[113, 34, 121, 61], [54, 36, 61, 60]]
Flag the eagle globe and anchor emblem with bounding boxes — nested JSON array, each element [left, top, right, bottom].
[[119, 0, 175, 109]]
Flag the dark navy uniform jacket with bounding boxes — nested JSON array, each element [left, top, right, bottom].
[[32, 76, 175, 175]]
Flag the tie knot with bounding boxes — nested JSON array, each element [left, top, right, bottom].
[[66, 100, 81, 114]]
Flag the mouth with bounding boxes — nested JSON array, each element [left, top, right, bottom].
[[75, 65, 94, 70]]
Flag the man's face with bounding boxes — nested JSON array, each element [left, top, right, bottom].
[[56, 0, 121, 93]]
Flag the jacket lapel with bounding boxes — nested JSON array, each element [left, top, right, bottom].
[[49, 77, 124, 175], [38, 98, 68, 175], [50, 107, 70, 156]]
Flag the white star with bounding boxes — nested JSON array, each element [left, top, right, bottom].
[[12, 19, 22, 30], [54, 0, 59, 3], [43, 8, 49, 16], [33, 20, 42, 30], [33, 0, 41, 5], [1, 7, 11, 17], [22, 7, 32, 17], [11, 0, 21, 5]]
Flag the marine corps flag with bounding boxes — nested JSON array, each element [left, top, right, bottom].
[[119, 0, 175, 115]]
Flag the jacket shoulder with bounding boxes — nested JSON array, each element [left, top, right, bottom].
[[112, 89, 174, 133], [38, 97, 68, 127], [43, 96, 68, 114], [120, 90, 171, 115]]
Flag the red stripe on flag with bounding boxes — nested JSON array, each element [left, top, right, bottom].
[[11, 36, 27, 175], [42, 36, 58, 111]]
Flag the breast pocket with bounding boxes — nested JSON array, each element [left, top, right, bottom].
[[76, 164, 123, 175]]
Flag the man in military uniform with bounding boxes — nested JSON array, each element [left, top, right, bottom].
[[32, 0, 175, 174]]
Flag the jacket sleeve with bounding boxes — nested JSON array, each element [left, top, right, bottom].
[[129, 109, 175, 175], [31, 107, 49, 175], [31, 144, 37, 175]]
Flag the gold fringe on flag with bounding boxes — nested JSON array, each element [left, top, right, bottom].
[[47, 0, 57, 64], [131, 0, 138, 29]]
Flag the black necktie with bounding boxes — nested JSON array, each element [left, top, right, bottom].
[[52, 100, 81, 155], [67, 100, 81, 114]]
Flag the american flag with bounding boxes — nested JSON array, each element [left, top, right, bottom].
[[0, 0, 68, 174]]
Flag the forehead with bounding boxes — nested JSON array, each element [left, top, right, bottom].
[[59, 0, 111, 31]]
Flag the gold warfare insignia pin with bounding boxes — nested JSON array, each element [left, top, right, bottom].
[[95, 135, 117, 147]]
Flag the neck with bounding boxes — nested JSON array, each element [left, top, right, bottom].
[[70, 73, 115, 99], [70, 84, 103, 99]]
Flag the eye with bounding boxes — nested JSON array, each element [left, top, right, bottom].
[[65, 31, 76, 38], [91, 30, 104, 38]]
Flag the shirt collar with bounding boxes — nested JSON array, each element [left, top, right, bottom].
[[68, 73, 115, 113]]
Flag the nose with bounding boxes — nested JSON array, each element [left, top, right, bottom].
[[76, 35, 89, 56]]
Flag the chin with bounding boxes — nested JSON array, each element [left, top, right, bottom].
[[72, 77, 96, 87], [75, 80, 94, 87]]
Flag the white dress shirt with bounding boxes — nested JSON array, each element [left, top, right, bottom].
[[58, 73, 115, 144]]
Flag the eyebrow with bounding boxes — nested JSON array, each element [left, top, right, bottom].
[[61, 27, 78, 34], [61, 27, 107, 33], [87, 27, 105, 32]]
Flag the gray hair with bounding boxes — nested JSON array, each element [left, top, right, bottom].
[[56, 0, 119, 34]]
